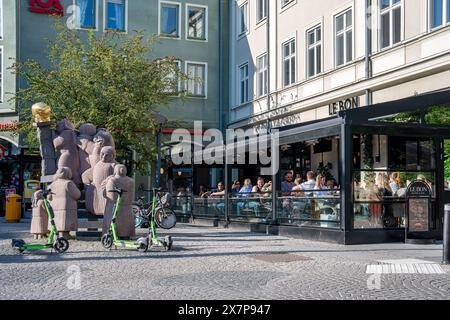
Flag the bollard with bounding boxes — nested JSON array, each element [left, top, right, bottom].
[[444, 204, 450, 264]]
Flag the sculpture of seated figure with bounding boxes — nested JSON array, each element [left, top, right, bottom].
[[30, 190, 48, 239], [102, 165, 136, 239], [48, 167, 81, 238], [77, 123, 97, 176], [53, 119, 81, 186], [89, 146, 116, 216]]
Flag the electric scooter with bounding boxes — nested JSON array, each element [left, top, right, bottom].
[[11, 190, 70, 254], [101, 188, 149, 252], [143, 188, 174, 251]]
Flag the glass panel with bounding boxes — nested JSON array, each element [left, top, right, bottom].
[[188, 6, 206, 39], [346, 31, 353, 62], [240, 4, 247, 34], [381, 0, 391, 10], [276, 190, 341, 228], [431, 0, 444, 28], [161, 4, 179, 36], [336, 34, 344, 66], [308, 31, 315, 45], [228, 192, 273, 223], [336, 14, 344, 32], [284, 60, 290, 86], [381, 12, 390, 48], [316, 45, 321, 74], [107, 0, 125, 31], [447, 0, 450, 22], [77, 0, 96, 29], [393, 7, 401, 44], [346, 10, 352, 27], [308, 48, 315, 77], [316, 27, 321, 41], [291, 57, 296, 84]]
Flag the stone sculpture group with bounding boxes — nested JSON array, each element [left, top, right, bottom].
[[30, 103, 135, 239]]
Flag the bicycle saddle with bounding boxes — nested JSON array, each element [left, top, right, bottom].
[[109, 188, 127, 195]]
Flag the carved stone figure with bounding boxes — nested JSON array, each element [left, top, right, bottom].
[[77, 123, 97, 175], [90, 146, 116, 215], [53, 119, 81, 185], [102, 165, 135, 238], [30, 190, 49, 239], [48, 167, 81, 237]]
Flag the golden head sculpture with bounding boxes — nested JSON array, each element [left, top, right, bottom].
[[32, 102, 52, 123]]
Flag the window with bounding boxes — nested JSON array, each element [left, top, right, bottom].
[[239, 63, 249, 104], [187, 5, 207, 40], [380, 0, 402, 49], [335, 9, 352, 67], [186, 62, 207, 97], [160, 2, 180, 38], [256, 54, 268, 97], [106, 0, 126, 31], [238, 2, 248, 36], [76, 0, 97, 29], [283, 39, 296, 87], [162, 60, 181, 95], [257, 0, 267, 22], [430, 0, 450, 29], [307, 26, 322, 78]]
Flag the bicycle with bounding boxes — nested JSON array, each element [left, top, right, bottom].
[[133, 189, 177, 230]]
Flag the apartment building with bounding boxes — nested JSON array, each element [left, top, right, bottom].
[[222, 0, 450, 243]]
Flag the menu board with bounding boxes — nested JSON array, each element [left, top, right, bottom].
[[408, 198, 429, 232]]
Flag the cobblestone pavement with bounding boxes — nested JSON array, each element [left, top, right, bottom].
[[1, 219, 450, 300]]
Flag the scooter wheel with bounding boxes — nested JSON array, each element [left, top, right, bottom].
[[101, 234, 114, 249], [164, 235, 173, 251], [138, 241, 148, 253], [54, 238, 69, 254]]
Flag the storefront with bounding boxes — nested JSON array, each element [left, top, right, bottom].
[[189, 89, 450, 244]]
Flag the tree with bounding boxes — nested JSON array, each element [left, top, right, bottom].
[[10, 20, 185, 174]]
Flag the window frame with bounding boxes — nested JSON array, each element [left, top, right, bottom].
[[256, 53, 268, 98], [334, 8, 353, 68], [0, 0, 3, 40], [282, 38, 297, 87], [103, 0, 128, 33], [159, 0, 182, 39], [306, 25, 322, 79], [238, 62, 250, 105], [429, 0, 450, 30], [185, 61, 208, 99], [379, 0, 403, 50], [280, 0, 296, 11], [237, 1, 249, 39], [185, 3, 208, 42], [74, 0, 99, 31], [257, 0, 267, 23]]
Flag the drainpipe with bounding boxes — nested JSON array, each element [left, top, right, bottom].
[[365, 0, 373, 106], [219, 0, 224, 132]]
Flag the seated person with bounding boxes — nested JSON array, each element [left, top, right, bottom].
[[210, 182, 225, 197], [230, 180, 241, 195], [300, 171, 316, 196], [236, 179, 254, 216]]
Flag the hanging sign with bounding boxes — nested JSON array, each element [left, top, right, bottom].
[[29, 0, 64, 16]]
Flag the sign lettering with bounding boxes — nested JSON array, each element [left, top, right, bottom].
[[29, 0, 64, 16], [329, 96, 360, 116]]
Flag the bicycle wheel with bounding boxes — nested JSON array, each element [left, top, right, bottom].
[[155, 207, 177, 230], [132, 205, 143, 228]]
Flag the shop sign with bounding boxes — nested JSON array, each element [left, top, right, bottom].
[[329, 96, 360, 116], [406, 180, 431, 233], [29, 0, 64, 16], [0, 123, 18, 132]]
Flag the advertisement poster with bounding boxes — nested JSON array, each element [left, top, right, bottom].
[[408, 198, 429, 232]]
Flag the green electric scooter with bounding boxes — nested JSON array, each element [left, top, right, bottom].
[[11, 190, 70, 254], [146, 187, 174, 251], [101, 188, 149, 252]]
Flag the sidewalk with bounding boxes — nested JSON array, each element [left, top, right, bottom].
[[0, 220, 449, 300]]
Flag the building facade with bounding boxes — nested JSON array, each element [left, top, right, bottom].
[[218, 0, 450, 243], [0, 0, 228, 212]]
